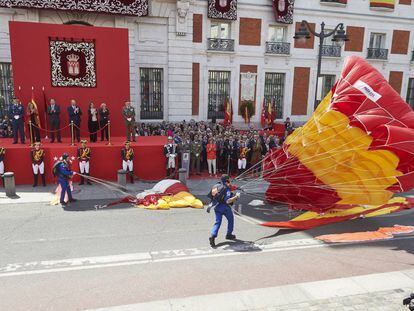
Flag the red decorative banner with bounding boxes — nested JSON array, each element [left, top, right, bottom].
[[49, 39, 96, 88], [273, 0, 295, 24], [0, 0, 148, 16], [207, 0, 237, 21]]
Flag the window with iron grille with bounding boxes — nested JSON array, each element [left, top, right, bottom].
[[0, 63, 14, 119], [139, 68, 163, 120], [320, 74, 336, 99], [208, 71, 230, 119], [264, 73, 285, 119], [407, 78, 414, 108]]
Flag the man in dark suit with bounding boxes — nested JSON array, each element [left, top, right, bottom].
[[67, 99, 82, 142], [8, 98, 25, 144], [47, 98, 61, 143]]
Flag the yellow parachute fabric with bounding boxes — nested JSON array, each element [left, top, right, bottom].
[[286, 92, 402, 206], [136, 191, 203, 210]]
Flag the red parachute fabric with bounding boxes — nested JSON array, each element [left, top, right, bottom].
[[264, 56, 414, 212]]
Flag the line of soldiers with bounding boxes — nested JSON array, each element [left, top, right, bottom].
[[0, 139, 137, 187]]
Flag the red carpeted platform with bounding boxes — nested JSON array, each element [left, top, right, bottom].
[[0, 136, 167, 185]]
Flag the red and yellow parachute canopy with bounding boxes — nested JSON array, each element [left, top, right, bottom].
[[263, 56, 414, 213]]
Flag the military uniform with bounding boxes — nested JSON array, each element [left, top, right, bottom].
[[8, 102, 25, 144], [238, 144, 249, 174], [190, 140, 202, 175], [122, 105, 136, 142], [180, 139, 191, 178], [121, 142, 135, 183], [164, 139, 177, 177], [0, 147, 5, 187], [77, 141, 92, 185], [31, 144, 46, 187]]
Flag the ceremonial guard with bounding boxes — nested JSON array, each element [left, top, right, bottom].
[[0, 146, 5, 187], [47, 99, 62, 143], [122, 102, 136, 142], [238, 140, 249, 175], [8, 98, 25, 144], [121, 141, 135, 183], [207, 175, 240, 248], [190, 135, 202, 175], [77, 140, 92, 185], [53, 153, 77, 206], [27, 101, 41, 143], [31, 142, 46, 187], [164, 136, 178, 177], [67, 99, 82, 142]]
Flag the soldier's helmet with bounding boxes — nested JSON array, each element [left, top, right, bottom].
[[62, 153, 69, 160]]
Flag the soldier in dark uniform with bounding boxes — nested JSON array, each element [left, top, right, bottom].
[[54, 153, 77, 206], [67, 99, 82, 143], [31, 142, 46, 187], [122, 102, 136, 142], [164, 136, 178, 177], [0, 146, 5, 187], [47, 99, 62, 143], [77, 139, 92, 185], [121, 141, 135, 183], [27, 101, 41, 143], [190, 135, 202, 175], [8, 98, 25, 144]]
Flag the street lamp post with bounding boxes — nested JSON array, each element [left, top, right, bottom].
[[294, 20, 349, 110]]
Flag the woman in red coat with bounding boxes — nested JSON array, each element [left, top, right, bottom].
[[206, 138, 217, 177]]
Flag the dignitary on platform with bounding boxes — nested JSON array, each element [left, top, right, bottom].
[[47, 99, 62, 143], [68, 99, 82, 143], [122, 101, 136, 142], [77, 139, 92, 185], [87, 102, 99, 143], [164, 136, 178, 177], [31, 142, 46, 187], [27, 101, 41, 143], [8, 99, 25, 144], [121, 141, 135, 184], [0, 146, 5, 187], [99, 103, 110, 142]]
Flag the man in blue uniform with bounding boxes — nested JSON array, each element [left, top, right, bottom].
[[54, 153, 77, 206], [208, 174, 240, 248], [8, 98, 25, 144]]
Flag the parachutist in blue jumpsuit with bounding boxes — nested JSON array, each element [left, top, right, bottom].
[[209, 175, 240, 248], [55, 153, 77, 206]]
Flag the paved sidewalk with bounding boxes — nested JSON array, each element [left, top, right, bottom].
[[90, 269, 414, 311]]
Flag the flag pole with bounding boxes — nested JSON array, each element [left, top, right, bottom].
[[42, 86, 48, 140]]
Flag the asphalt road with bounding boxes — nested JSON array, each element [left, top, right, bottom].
[[0, 196, 413, 310]]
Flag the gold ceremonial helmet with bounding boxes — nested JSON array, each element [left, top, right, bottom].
[[125, 141, 130, 146], [34, 142, 41, 147], [81, 139, 87, 144]]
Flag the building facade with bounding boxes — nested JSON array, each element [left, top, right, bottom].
[[0, 0, 413, 124]]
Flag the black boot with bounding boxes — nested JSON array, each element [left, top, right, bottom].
[[33, 174, 38, 187], [86, 173, 92, 185], [41, 174, 46, 187], [129, 172, 134, 184], [226, 234, 236, 240], [209, 236, 216, 248], [79, 176, 84, 185]]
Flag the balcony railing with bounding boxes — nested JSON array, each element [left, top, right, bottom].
[[367, 48, 388, 60], [265, 41, 290, 55], [320, 0, 347, 5], [207, 38, 235, 52], [321, 45, 341, 57]]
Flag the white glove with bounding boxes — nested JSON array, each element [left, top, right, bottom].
[[127, 118, 132, 122], [235, 192, 241, 199], [14, 116, 19, 120]]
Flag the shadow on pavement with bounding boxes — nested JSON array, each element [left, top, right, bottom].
[[215, 239, 262, 253]]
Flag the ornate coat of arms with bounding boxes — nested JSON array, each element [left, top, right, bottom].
[[273, 0, 295, 24], [49, 39, 96, 88], [207, 0, 237, 20]]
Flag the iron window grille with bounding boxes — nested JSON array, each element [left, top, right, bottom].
[[208, 71, 230, 119], [140, 68, 163, 120], [0, 63, 14, 119], [407, 78, 414, 109], [264, 73, 285, 119]]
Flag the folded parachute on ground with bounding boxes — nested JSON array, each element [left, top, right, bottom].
[[262, 56, 414, 227]]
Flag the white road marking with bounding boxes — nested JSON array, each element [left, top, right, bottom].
[[0, 235, 413, 278]]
